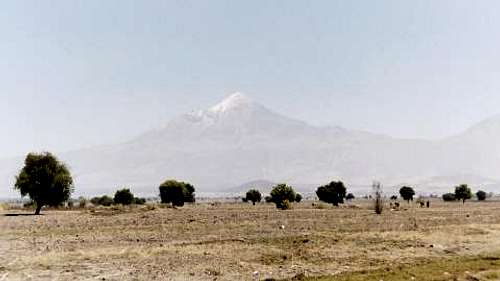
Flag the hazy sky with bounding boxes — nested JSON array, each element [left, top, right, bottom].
[[2, 1, 500, 157]]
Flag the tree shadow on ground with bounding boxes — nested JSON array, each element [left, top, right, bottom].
[[3, 213, 41, 216]]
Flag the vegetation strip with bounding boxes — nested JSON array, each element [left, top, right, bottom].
[[287, 254, 500, 281]]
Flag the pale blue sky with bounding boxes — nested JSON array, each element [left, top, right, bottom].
[[2, 1, 500, 157]]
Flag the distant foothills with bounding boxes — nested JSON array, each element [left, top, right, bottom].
[[3, 92, 500, 198]]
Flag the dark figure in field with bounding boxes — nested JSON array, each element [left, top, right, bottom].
[[394, 202, 400, 208], [426, 201, 430, 208], [419, 201, 425, 208]]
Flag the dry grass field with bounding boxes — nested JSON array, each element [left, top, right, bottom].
[[2, 199, 500, 281]]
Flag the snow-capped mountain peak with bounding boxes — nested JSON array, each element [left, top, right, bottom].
[[179, 92, 260, 124], [209, 92, 255, 113], [7, 92, 500, 197]]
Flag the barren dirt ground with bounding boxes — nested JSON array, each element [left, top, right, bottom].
[[2, 200, 500, 281]]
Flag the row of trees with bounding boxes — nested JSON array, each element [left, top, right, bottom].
[[13, 153, 355, 213], [89, 181, 196, 208], [255, 181, 489, 210], [442, 184, 487, 203], [13, 152, 197, 214], [13, 152, 495, 214], [397, 184, 488, 204], [243, 184, 303, 210], [90, 189, 146, 207], [243, 181, 352, 210]]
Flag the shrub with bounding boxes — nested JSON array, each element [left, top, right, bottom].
[[90, 196, 99, 205], [159, 180, 196, 207], [245, 189, 262, 205], [442, 193, 456, 202], [316, 181, 347, 206], [133, 197, 146, 205], [270, 183, 296, 210], [113, 188, 134, 205], [264, 196, 273, 203], [346, 193, 355, 200], [373, 182, 384, 215], [101, 195, 114, 206], [399, 186, 415, 202], [390, 195, 398, 200], [476, 190, 487, 201], [455, 184, 472, 204], [295, 193, 303, 203], [90, 195, 114, 206]]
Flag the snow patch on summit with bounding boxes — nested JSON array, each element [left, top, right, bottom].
[[209, 92, 253, 113]]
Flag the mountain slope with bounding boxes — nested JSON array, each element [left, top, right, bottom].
[[3, 93, 500, 197]]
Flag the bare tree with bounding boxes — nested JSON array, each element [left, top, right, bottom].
[[373, 181, 384, 215]]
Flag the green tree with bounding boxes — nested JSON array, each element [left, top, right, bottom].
[[133, 197, 146, 205], [316, 181, 347, 206], [113, 188, 134, 205], [90, 195, 113, 206], [455, 184, 472, 204], [183, 183, 196, 203], [295, 193, 303, 203], [270, 183, 296, 210], [14, 152, 74, 215], [399, 186, 415, 203], [159, 180, 196, 207], [476, 190, 487, 201], [442, 193, 456, 202], [245, 189, 262, 205]]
